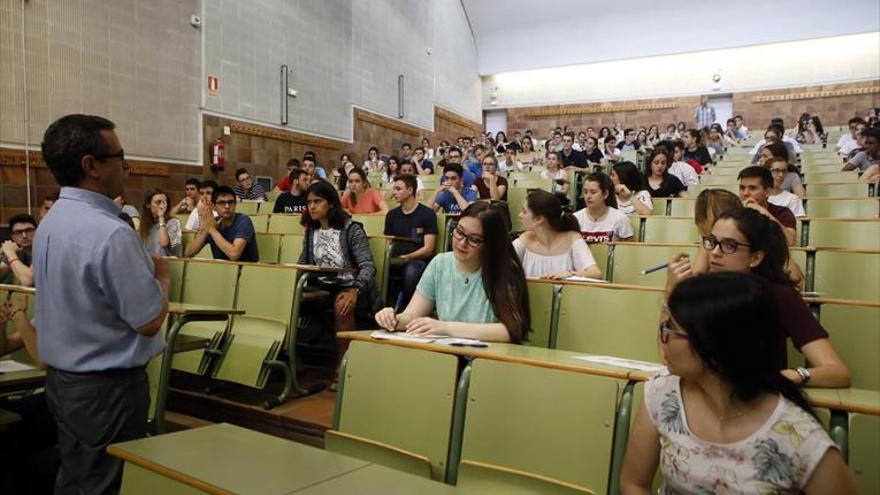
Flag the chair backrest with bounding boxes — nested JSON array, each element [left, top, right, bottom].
[[255, 233, 282, 263], [458, 359, 618, 494], [813, 250, 880, 303], [803, 171, 859, 184], [806, 183, 872, 198], [526, 280, 558, 348], [641, 216, 700, 244], [249, 214, 270, 233], [849, 413, 880, 494], [668, 199, 696, 218], [279, 235, 305, 264], [651, 198, 671, 216], [235, 264, 298, 325], [687, 184, 739, 196], [181, 260, 239, 307], [590, 242, 610, 276], [352, 214, 386, 237], [805, 199, 880, 218], [267, 214, 304, 235], [818, 301, 880, 391], [368, 237, 389, 303], [805, 219, 880, 249], [555, 282, 664, 362], [166, 258, 187, 303], [236, 201, 261, 215], [336, 341, 459, 480], [609, 243, 699, 288]]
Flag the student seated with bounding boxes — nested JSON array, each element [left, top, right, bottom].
[[411, 147, 434, 175], [302, 156, 327, 183], [37, 191, 58, 224], [384, 175, 438, 310], [574, 172, 634, 243], [474, 155, 508, 201], [645, 146, 687, 198], [499, 146, 523, 173], [681, 129, 711, 173], [233, 167, 268, 201], [560, 131, 587, 168], [169, 178, 201, 216], [514, 190, 600, 280], [341, 168, 388, 214], [0, 214, 36, 286], [611, 161, 653, 215], [375, 202, 529, 343], [616, 128, 642, 153], [666, 207, 850, 388], [842, 126, 880, 172], [861, 163, 880, 184], [738, 166, 797, 246], [113, 195, 141, 230], [583, 136, 606, 166], [622, 272, 860, 494], [766, 158, 805, 217], [273, 167, 310, 213], [836, 117, 864, 158], [184, 186, 259, 262], [757, 141, 806, 198], [429, 163, 477, 214], [517, 136, 542, 168], [362, 147, 385, 174], [540, 151, 570, 199], [666, 139, 699, 187], [141, 189, 182, 257], [185, 180, 218, 230], [273, 158, 300, 192]]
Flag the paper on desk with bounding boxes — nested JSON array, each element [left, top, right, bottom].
[[370, 331, 438, 343], [565, 275, 609, 283], [571, 355, 667, 373], [0, 360, 37, 373]]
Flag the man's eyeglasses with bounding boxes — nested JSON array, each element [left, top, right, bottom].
[[92, 150, 129, 174], [701, 235, 750, 254], [452, 226, 484, 248], [215, 200, 236, 207], [659, 321, 688, 344], [11, 227, 35, 237]]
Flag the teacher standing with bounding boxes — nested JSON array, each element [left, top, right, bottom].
[[35, 114, 170, 494]]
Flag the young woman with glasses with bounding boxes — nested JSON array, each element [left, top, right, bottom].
[[622, 272, 860, 494], [375, 202, 530, 343], [665, 207, 850, 388]]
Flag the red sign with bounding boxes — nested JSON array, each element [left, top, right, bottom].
[[208, 76, 219, 95]]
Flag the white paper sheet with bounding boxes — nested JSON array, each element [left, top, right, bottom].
[[571, 355, 667, 373]]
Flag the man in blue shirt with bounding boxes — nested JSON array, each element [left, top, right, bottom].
[[184, 186, 260, 262], [429, 163, 477, 214], [35, 114, 170, 494]]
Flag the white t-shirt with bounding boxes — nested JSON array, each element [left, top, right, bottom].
[[512, 236, 597, 278], [573, 207, 633, 243], [836, 134, 855, 152], [184, 204, 219, 230], [669, 161, 699, 186], [616, 190, 653, 215], [769, 191, 805, 217]]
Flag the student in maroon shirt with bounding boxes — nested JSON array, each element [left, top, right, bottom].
[[737, 166, 797, 246], [666, 206, 851, 388]]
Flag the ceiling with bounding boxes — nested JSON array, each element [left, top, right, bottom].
[[461, 0, 880, 75]]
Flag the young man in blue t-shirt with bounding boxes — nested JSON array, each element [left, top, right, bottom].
[[184, 185, 260, 262], [429, 163, 477, 214]]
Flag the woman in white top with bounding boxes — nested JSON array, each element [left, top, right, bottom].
[[540, 151, 569, 196], [517, 136, 541, 168], [420, 138, 434, 160], [622, 272, 858, 494], [574, 172, 634, 243], [767, 157, 805, 217], [611, 161, 653, 215], [363, 147, 385, 174], [514, 190, 601, 280]]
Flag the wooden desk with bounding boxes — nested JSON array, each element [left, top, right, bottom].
[[155, 304, 245, 433], [108, 423, 371, 495]]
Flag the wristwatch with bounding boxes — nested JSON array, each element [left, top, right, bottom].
[[795, 367, 811, 385]]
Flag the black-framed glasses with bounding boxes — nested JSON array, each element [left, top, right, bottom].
[[659, 321, 689, 344], [452, 226, 484, 248], [92, 149, 129, 174], [11, 227, 35, 236], [215, 200, 236, 207], [701, 235, 750, 255]]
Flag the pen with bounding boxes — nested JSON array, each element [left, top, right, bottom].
[[641, 262, 669, 275]]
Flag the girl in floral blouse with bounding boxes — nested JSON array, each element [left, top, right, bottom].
[[621, 272, 860, 495]]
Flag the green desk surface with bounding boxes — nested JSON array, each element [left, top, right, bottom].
[[107, 423, 370, 495], [292, 464, 459, 494]]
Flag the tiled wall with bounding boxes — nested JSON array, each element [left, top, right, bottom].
[[504, 81, 880, 138], [0, 107, 481, 221]]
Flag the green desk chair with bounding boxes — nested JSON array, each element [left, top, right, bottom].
[[526, 280, 560, 348], [255, 233, 282, 263], [668, 199, 696, 217], [181, 232, 213, 259], [687, 184, 739, 196], [813, 250, 880, 302], [817, 302, 880, 392], [609, 243, 699, 288], [805, 199, 880, 218], [804, 171, 860, 184], [331, 341, 459, 480], [174, 260, 240, 375], [555, 283, 664, 363], [806, 183, 872, 198], [651, 198, 670, 216], [351, 214, 386, 237], [804, 219, 880, 249], [279, 235, 305, 264], [267, 214, 304, 235], [641, 217, 699, 244], [368, 236, 393, 305], [165, 257, 186, 303], [236, 201, 261, 215], [850, 413, 880, 495], [454, 359, 618, 494], [590, 242, 610, 277]]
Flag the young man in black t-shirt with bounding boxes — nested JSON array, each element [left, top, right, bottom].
[[384, 174, 438, 310], [273, 168, 309, 213]]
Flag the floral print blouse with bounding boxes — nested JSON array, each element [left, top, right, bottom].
[[645, 375, 835, 494]]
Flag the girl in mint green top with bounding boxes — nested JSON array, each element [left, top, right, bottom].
[[375, 202, 530, 343]]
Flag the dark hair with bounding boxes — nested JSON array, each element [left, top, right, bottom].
[[863, 127, 880, 140], [443, 163, 464, 178], [140, 189, 169, 242], [118, 212, 136, 229], [668, 272, 814, 416], [304, 151, 316, 160], [624, 128, 635, 136], [482, 154, 498, 168], [584, 172, 617, 208], [770, 118, 785, 127], [345, 167, 371, 207], [367, 146, 380, 157], [401, 142, 412, 149], [41, 114, 116, 187], [287, 158, 301, 168], [684, 129, 703, 146], [212, 185, 236, 204], [301, 180, 348, 229], [694, 189, 740, 235], [460, 202, 530, 343], [762, 141, 789, 162], [645, 145, 672, 184], [726, 118, 736, 125], [288, 167, 309, 182], [737, 166, 773, 189], [8, 214, 37, 229], [714, 207, 791, 285], [393, 174, 418, 193], [734, 114, 744, 120], [185, 178, 201, 188], [200, 179, 218, 191], [447, 146, 463, 158], [234, 168, 249, 181], [848, 117, 866, 126], [612, 161, 645, 193], [525, 190, 579, 233], [768, 123, 785, 137]]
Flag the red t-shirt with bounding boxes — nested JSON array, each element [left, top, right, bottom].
[[276, 175, 292, 192], [342, 188, 384, 214], [770, 283, 828, 369]]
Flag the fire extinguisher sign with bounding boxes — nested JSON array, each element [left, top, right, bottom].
[[208, 76, 219, 95]]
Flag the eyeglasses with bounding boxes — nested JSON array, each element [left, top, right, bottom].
[[769, 168, 787, 175], [659, 321, 689, 344], [701, 235, 750, 254], [11, 227, 35, 236], [215, 200, 236, 207], [452, 226, 484, 248], [238, 176, 250, 182], [93, 149, 129, 173]]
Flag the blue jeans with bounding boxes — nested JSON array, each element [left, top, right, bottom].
[[395, 260, 427, 311]]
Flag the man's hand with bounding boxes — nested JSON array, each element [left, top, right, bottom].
[[1, 240, 18, 261]]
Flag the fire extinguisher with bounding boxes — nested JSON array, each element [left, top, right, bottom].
[[210, 138, 225, 171]]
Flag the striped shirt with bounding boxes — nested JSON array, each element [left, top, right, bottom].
[[233, 183, 267, 201]]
